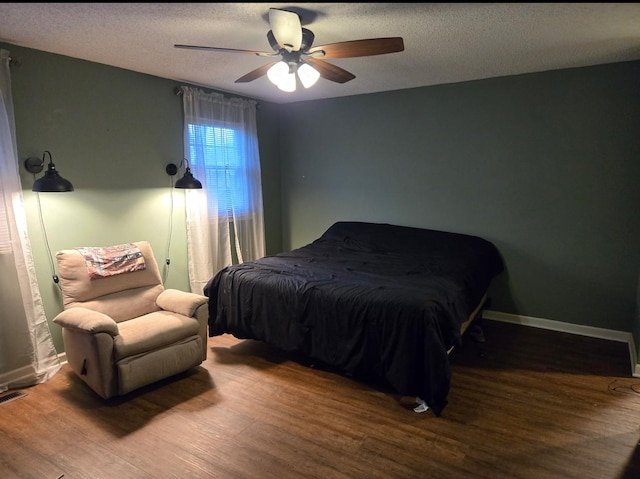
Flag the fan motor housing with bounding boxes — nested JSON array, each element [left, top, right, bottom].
[[267, 28, 315, 53]]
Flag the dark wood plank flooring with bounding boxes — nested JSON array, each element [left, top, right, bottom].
[[1, 319, 639, 479]]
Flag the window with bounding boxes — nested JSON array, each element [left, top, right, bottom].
[[180, 87, 265, 284], [186, 122, 252, 217]]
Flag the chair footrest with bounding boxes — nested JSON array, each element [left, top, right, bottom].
[[116, 335, 203, 395]]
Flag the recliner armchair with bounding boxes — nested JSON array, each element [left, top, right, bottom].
[[52, 241, 208, 399]]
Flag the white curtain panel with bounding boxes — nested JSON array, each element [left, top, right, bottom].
[[181, 87, 265, 294], [0, 49, 60, 391]]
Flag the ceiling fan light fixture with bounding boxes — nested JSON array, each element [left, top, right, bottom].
[[297, 62, 320, 88], [267, 61, 296, 92], [278, 72, 297, 92], [267, 61, 288, 84], [174, 8, 405, 92]]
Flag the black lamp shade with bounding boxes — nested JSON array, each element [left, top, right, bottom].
[[32, 163, 74, 192], [24, 151, 74, 192], [175, 167, 202, 189]]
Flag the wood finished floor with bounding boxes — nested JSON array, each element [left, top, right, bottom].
[[1, 319, 639, 479]]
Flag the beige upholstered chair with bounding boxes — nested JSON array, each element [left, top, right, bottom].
[[52, 241, 208, 399]]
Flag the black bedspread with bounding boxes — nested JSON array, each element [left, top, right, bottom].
[[204, 221, 503, 416]]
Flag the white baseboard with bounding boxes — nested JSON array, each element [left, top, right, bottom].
[[483, 309, 639, 377], [0, 365, 37, 389], [0, 352, 67, 389]]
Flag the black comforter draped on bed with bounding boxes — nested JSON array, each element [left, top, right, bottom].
[[204, 221, 504, 416]]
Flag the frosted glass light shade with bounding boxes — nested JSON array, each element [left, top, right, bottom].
[[267, 61, 296, 92], [298, 63, 320, 88], [278, 72, 296, 92], [267, 61, 288, 85]]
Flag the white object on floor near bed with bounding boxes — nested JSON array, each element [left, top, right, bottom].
[[414, 397, 429, 413]]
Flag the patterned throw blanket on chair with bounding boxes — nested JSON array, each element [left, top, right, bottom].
[[75, 243, 146, 280]]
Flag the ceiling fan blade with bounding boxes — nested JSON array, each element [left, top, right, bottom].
[[306, 58, 355, 84], [234, 61, 279, 83], [175, 44, 276, 57], [308, 37, 404, 59], [269, 8, 302, 52]]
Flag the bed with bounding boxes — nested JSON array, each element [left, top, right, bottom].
[[204, 221, 504, 416]]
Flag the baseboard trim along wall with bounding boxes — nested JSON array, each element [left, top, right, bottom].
[[5, 315, 639, 389], [0, 352, 69, 390], [0, 365, 35, 390], [483, 309, 639, 378]]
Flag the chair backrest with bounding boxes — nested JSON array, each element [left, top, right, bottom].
[[56, 241, 164, 322]]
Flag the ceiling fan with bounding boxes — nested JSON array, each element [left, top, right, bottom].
[[175, 8, 405, 92]]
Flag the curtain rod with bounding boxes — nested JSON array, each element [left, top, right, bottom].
[[174, 85, 261, 110]]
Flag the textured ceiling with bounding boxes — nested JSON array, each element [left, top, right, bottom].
[[1, 3, 639, 104]]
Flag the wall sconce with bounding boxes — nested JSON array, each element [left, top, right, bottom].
[[163, 159, 202, 283], [23, 150, 73, 285], [165, 159, 202, 189], [24, 150, 74, 192]]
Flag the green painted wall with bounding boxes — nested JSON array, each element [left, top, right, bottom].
[[3, 43, 281, 353], [279, 62, 640, 348]]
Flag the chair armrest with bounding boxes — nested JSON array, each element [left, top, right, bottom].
[[156, 289, 208, 317], [52, 307, 119, 336]]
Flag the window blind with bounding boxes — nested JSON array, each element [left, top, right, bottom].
[[187, 123, 250, 217]]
